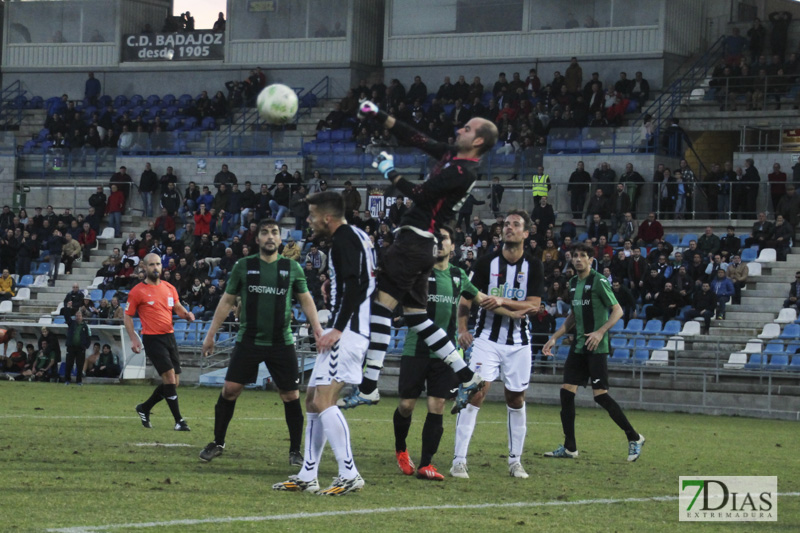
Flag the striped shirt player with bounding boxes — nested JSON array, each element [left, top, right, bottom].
[[452, 210, 543, 479], [341, 99, 499, 411], [125, 253, 195, 432], [542, 243, 645, 462], [274, 191, 375, 496], [198, 219, 323, 467]]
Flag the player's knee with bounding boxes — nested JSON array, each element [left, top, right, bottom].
[[504, 389, 525, 409], [398, 399, 415, 417], [593, 391, 610, 405], [427, 397, 446, 415], [279, 389, 300, 403], [561, 383, 578, 394], [222, 383, 243, 400]]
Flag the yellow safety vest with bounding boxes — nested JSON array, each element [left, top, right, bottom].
[[531, 174, 549, 197]]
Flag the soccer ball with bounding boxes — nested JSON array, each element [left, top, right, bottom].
[[257, 83, 299, 125]]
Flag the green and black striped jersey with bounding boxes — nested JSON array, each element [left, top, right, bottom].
[[569, 270, 618, 354], [226, 254, 308, 346], [403, 265, 478, 358]]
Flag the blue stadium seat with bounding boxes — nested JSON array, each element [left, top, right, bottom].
[[555, 317, 566, 330], [90, 289, 103, 302], [633, 349, 650, 365], [316, 130, 332, 142], [129, 94, 143, 106], [767, 354, 789, 370], [146, 94, 160, 107], [664, 234, 680, 246], [161, 94, 176, 106], [201, 116, 216, 130], [626, 337, 646, 349], [646, 339, 666, 350], [789, 356, 800, 372], [314, 142, 332, 153], [679, 234, 697, 247], [762, 342, 785, 355], [779, 324, 800, 339], [104, 290, 117, 301], [53, 315, 65, 324], [555, 345, 570, 361], [577, 232, 588, 242], [662, 320, 682, 336], [623, 319, 643, 334], [316, 154, 333, 167], [610, 349, 630, 364], [290, 230, 304, 242], [35, 263, 49, 275], [609, 320, 624, 333], [610, 337, 627, 350], [643, 319, 663, 335], [18, 275, 34, 287], [741, 248, 757, 262], [744, 354, 766, 370]]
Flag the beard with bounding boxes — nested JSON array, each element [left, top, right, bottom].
[[147, 270, 160, 281], [261, 243, 277, 256]]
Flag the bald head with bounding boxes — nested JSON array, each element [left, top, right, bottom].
[[142, 253, 162, 282], [458, 117, 498, 157]]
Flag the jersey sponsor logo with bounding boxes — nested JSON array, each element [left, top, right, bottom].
[[248, 285, 287, 295], [428, 294, 459, 304], [585, 285, 592, 290], [247, 270, 260, 274], [428, 277, 436, 282], [454, 277, 460, 285], [146, 301, 154, 305], [279, 269, 289, 278], [490, 283, 526, 299], [573, 299, 591, 306], [517, 272, 525, 284]]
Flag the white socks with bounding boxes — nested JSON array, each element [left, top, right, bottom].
[[297, 412, 326, 482], [507, 403, 527, 464], [453, 403, 479, 465], [319, 405, 359, 479]]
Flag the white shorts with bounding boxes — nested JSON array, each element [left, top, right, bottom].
[[469, 337, 532, 392], [308, 329, 368, 387]]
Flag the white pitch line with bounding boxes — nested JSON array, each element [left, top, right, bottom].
[[45, 492, 800, 533], [131, 443, 193, 447]]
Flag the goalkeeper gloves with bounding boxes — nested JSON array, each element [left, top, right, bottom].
[[372, 151, 395, 180]]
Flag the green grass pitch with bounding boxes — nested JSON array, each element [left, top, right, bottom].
[[1, 382, 797, 532]]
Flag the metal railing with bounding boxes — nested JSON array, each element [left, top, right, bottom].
[[0, 80, 27, 129], [739, 124, 800, 152], [694, 74, 800, 112]]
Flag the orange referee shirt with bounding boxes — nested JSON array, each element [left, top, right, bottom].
[[125, 281, 180, 335]]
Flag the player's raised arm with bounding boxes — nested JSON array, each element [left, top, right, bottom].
[[359, 100, 450, 160]]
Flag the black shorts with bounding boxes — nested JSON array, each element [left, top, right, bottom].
[[563, 346, 609, 390], [377, 230, 436, 309], [224, 341, 299, 391], [142, 334, 181, 375], [398, 355, 459, 400]]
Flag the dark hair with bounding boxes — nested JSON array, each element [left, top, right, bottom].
[[505, 209, 532, 232], [439, 225, 454, 242], [257, 218, 279, 232], [571, 242, 595, 257], [307, 191, 345, 219]]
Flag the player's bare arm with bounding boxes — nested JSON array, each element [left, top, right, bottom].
[[123, 314, 142, 354], [584, 303, 623, 352], [201, 292, 237, 357], [173, 300, 195, 322], [457, 295, 475, 349], [542, 312, 576, 356], [481, 295, 541, 318]]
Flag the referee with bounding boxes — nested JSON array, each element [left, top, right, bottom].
[[199, 218, 323, 465], [125, 253, 195, 431]]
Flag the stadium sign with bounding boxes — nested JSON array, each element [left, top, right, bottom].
[[122, 31, 224, 62], [679, 476, 777, 522]]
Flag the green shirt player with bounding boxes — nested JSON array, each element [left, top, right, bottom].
[[542, 242, 645, 462], [388, 225, 480, 481], [199, 218, 323, 465]]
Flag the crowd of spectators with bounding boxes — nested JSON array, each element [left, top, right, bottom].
[[317, 62, 651, 156]]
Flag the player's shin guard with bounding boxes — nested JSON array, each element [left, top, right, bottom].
[[162, 383, 183, 423], [297, 412, 327, 482], [594, 393, 639, 442], [419, 412, 443, 468], [393, 408, 412, 453], [560, 388, 577, 452], [507, 403, 527, 464], [284, 398, 304, 454], [214, 394, 236, 446], [362, 301, 393, 394], [404, 312, 472, 381], [319, 406, 359, 478], [140, 384, 164, 411], [453, 403, 479, 464]]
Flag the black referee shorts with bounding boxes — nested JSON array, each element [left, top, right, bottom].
[[563, 346, 609, 390], [224, 341, 299, 391], [377, 230, 436, 309], [142, 333, 181, 376], [398, 355, 459, 400]]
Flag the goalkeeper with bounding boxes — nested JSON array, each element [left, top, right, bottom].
[[338, 101, 498, 413]]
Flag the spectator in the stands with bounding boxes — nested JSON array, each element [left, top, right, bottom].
[[585, 188, 610, 228], [138, 162, 158, 218], [61, 233, 81, 276], [697, 226, 721, 260], [635, 212, 663, 247], [0, 269, 15, 302], [531, 196, 555, 232], [407, 75, 427, 104], [154, 208, 176, 241], [88, 186, 107, 217], [718, 226, 741, 260], [587, 214, 608, 245], [608, 183, 631, 238], [45, 229, 66, 286], [32, 340, 56, 381], [686, 282, 717, 333], [776, 184, 800, 227], [640, 267, 664, 304], [109, 166, 132, 202], [193, 204, 211, 246], [783, 271, 800, 310], [341, 181, 361, 222], [197, 186, 214, 213], [87, 344, 120, 378], [158, 181, 180, 218], [744, 211, 774, 249], [63, 283, 84, 309], [710, 268, 735, 320], [566, 161, 591, 219], [766, 214, 793, 260], [269, 181, 291, 222], [768, 162, 787, 212], [645, 281, 682, 323], [106, 184, 124, 238]]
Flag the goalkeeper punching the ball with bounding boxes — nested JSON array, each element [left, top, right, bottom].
[[338, 100, 498, 413]]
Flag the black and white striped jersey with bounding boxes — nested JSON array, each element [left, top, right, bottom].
[[328, 224, 377, 338], [470, 250, 544, 346]]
